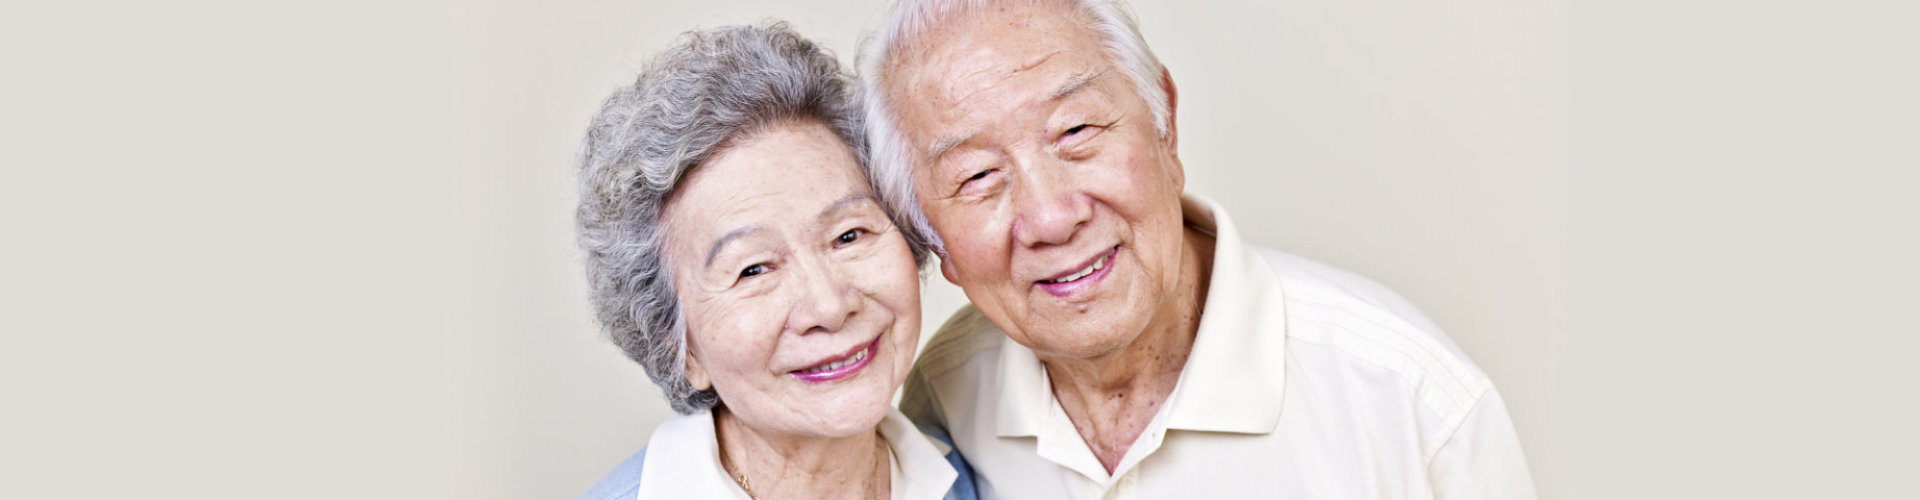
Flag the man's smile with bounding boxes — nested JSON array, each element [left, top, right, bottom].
[[1034, 245, 1119, 297]]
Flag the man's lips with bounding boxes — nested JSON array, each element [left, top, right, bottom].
[[1034, 246, 1119, 297], [1039, 246, 1119, 283], [788, 334, 882, 383]]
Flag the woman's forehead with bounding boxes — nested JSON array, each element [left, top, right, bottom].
[[663, 124, 876, 255]]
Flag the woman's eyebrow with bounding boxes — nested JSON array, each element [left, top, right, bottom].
[[704, 225, 765, 268], [817, 193, 880, 222], [702, 194, 877, 268]]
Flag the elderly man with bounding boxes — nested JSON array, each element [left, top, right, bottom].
[[859, 0, 1536, 498]]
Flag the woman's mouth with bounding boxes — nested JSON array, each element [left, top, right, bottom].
[[789, 335, 882, 383]]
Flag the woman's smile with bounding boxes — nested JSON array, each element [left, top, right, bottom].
[[789, 334, 884, 383]]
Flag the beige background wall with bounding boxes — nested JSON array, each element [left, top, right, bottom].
[[3, 0, 1913, 498]]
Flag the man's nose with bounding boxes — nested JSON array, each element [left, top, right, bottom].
[[786, 254, 859, 335], [1010, 158, 1092, 248]]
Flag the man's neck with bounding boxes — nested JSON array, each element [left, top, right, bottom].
[[1039, 224, 1215, 474]]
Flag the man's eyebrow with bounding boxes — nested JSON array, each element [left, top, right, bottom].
[[926, 136, 967, 166], [705, 225, 764, 268], [925, 70, 1111, 165], [1047, 68, 1110, 103], [818, 193, 881, 222]]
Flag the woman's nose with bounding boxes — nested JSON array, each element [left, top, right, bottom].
[[787, 256, 859, 335]]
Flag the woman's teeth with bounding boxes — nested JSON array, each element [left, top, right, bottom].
[[798, 346, 869, 374], [1047, 254, 1106, 284]]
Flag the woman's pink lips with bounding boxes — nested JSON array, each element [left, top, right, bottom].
[[1035, 246, 1118, 298], [788, 335, 882, 383]]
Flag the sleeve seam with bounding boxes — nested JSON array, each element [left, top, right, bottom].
[[1423, 386, 1493, 466]]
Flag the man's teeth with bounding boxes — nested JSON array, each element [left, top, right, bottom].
[[1047, 254, 1106, 284], [799, 346, 869, 374]]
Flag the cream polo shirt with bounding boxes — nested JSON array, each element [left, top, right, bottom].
[[631, 407, 960, 500], [900, 195, 1536, 500]]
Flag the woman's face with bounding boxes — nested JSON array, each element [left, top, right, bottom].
[[664, 120, 922, 438]]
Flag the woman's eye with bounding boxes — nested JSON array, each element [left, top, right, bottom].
[[739, 263, 770, 279], [1064, 124, 1090, 136], [835, 229, 863, 247], [966, 169, 992, 182]]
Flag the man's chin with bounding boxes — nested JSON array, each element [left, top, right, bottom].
[[1022, 327, 1141, 361]]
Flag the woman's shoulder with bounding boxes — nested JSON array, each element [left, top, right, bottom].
[[577, 447, 646, 500], [915, 424, 979, 500], [577, 410, 718, 500]]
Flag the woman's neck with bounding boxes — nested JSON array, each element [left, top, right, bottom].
[[712, 407, 890, 500]]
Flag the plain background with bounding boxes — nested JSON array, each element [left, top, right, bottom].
[[3, 0, 1914, 498]]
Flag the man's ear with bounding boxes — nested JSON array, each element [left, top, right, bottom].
[[1159, 67, 1185, 189], [939, 253, 962, 286], [1161, 66, 1179, 151]]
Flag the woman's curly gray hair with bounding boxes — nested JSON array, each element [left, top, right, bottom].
[[576, 21, 931, 414]]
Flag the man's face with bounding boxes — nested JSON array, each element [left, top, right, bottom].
[[888, 2, 1188, 360]]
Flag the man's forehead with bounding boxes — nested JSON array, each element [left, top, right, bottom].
[[901, 5, 1098, 85], [891, 8, 1106, 142], [918, 49, 1083, 110]]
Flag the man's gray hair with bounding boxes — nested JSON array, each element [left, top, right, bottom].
[[857, 0, 1169, 252], [576, 21, 928, 414]]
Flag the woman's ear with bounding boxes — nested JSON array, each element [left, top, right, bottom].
[[684, 343, 712, 391]]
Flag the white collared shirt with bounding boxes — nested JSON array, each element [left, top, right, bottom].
[[633, 407, 959, 500], [901, 194, 1536, 499]]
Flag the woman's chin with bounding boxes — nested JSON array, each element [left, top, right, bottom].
[[781, 354, 907, 437], [724, 383, 895, 439], [795, 388, 893, 437]]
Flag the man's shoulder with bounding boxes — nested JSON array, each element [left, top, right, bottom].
[[900, 304, 1011, 427], [1250, 247, 1494, 421], [911, 304, 1007, 382], [1254, 248, 1448, 339]]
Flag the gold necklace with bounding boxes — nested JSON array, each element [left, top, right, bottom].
[[720, 434, 889, 499], [719, 450, 756, 499]]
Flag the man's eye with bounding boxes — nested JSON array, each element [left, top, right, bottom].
[[956, 168, 1004, 197], [1065, 124, 1090, 136], [739, 263, 770, 279]]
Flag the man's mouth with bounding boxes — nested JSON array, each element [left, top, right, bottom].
[[1043, 246, 1118, 284], [1045, 253, 1107, 283], [1035, 246, 1119, 297]]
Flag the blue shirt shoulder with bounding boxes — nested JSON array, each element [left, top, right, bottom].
[[577, 447, 646, 500], [921, 424, 979, 500]]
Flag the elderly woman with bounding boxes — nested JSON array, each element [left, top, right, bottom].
[[573, 22, 975, 500]]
